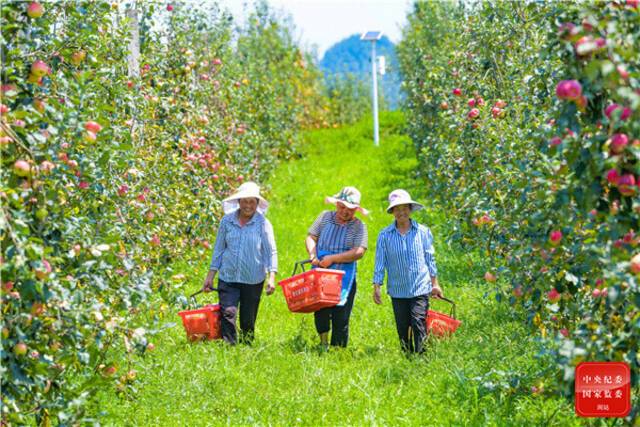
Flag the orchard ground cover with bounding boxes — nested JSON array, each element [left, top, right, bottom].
[[93, 113, 589, 426]]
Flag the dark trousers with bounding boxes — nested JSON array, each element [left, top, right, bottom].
[[314, 281, 357, 347], [218, 279, 264, 345], [391, 295, 429, 354]]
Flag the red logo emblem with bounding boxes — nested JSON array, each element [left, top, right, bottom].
[[575, 362, 631, 417]]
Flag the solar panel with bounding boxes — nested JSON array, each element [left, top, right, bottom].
[[360, 31, 382, 41]]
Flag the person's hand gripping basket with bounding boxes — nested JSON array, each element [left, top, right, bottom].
[[178, 289, 222, 341], [426, 297, 461, 337], [278, 260, 345, 313]]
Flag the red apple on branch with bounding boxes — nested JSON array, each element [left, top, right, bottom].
[[71, 50, 86, 65], [27, 2, 44, 18], [549, 230, 562, 245], [35, 260, 51, 280], [14, 160, 31, 177], [610, 133, 628, 154], [606, 169, 620, 185], [630, 253, 640, 274], [84, 121, 102, 133], [13, 343, 28, 356], [484, 272, 496, 282], [547, 288, 561, 303], [84, 131, 97, 143], [31, 60, 50, 77], [555, 80, 582, 101], [604, 103, 631, 121], [618, 174, 636, 196]]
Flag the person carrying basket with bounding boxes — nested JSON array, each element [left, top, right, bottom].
[[372, 189, 444, 354], [305, 186, 368, 348], [202, 182, 277, 345]]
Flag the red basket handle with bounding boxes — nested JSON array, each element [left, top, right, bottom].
[[431, 296, 457, 319], [291, 259, 312, 276], [187, 288, 220, 309], [189, 288, 218, 299]]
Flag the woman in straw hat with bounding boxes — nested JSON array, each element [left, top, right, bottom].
[[202, 182, 277, 345], [306, 186, 368, 348], [373, 189, 443, 354]]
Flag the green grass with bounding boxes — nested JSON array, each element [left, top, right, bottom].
[[95, 112, 600, 426]]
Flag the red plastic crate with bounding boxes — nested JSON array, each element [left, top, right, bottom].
[[426, 297, 461, 337], [278, 264, 344, 313], [178, 303, 221, 341]]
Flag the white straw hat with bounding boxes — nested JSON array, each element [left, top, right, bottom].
[[325, 186, 369, 216], [222, 181, 269, 215], [386, 189, 424, 214]]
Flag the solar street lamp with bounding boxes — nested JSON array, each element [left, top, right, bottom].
[[361, 31, 382, 146]]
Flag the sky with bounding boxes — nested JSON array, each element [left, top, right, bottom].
[[218, 0, 413, 58]]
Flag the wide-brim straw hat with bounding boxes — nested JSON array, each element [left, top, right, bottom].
[[325, 186, 369, 216], [386, 189, 424, 214], [222, 181, 269, 215]]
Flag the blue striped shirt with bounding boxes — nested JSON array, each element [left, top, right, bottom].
[[209, 212, 277, 284], [308, 211, 368, 251], [373, 220, 438, 298], [308, 210, 368, 287]]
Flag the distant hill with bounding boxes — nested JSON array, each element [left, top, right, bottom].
[[319, 34, 403, 110]]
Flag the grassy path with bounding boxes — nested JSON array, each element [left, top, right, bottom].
[[98, 113, 585, 426]]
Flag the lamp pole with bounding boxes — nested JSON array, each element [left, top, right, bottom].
[[361, 31, 382, 147], [370, 40, 379, 147]]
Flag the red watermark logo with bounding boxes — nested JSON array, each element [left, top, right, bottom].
[[575, 362, 631, 417]]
